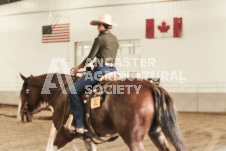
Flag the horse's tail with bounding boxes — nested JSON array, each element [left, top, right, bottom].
[[152, 86, 186, 151]]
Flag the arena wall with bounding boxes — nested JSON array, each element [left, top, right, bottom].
[[0, 0, 226, 111], [2, 91, 226, 113]]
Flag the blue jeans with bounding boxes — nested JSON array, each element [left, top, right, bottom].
[[69, 65, 116, 128]]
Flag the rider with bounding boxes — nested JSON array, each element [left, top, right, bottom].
[[68, 14, 119, 134]]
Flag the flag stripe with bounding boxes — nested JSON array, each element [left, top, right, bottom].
[[51, 23, 70, 27], [52, 30, 69, 32], [43, 39, 70, 41], [52, 29, 69, 31], [43, 35, 70, 38], [43, 38, 70, 41], [52, 26, 70, 29], [43, 40, 70, 43], [173, 17, 183, 38], [51, 32, 70, 34], [146, 19, 154, 39], [43, 37, 70, 40]]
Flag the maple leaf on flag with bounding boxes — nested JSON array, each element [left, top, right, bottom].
[[158, 21, 170, 33]]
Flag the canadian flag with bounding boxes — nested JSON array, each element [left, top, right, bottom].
[[146, 17, 183, 38]]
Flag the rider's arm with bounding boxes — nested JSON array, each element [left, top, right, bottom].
[[82, 37, 102, 66], [72, 37, 101, 73]]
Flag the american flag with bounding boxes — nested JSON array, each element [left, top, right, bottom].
[[42, 23, 70, 43]]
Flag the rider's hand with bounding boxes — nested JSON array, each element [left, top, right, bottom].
[[70, 66, 80, 75], [70, 63, 85, 75]]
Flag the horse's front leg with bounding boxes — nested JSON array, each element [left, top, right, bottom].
[[53, 126, 75, 150], [46, 123, 58, 151], [46, 107, 63, 151], [83, 138, 97, 151], [46, 123, 77, 151], [70, 141, 79, 151]]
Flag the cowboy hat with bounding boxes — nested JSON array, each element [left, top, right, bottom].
[[90, 14, 118, 27]]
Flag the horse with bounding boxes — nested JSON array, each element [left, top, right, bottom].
[[19, 73, 94, 151], [19, 73, 186, 151]]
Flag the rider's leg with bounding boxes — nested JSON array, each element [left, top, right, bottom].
[[68, 65, 116, 132], [69, 75, 97, 129]]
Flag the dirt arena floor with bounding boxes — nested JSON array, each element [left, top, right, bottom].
[[0, 106, 226, 151]]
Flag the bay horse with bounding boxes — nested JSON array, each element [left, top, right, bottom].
[[19, 73, 186, 151]]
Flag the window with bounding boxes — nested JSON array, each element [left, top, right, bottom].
[[74, 39, 141, 76], [117, 39, 140, 55]]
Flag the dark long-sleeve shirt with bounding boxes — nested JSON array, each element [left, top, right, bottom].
[[82, 30, 119, 65]]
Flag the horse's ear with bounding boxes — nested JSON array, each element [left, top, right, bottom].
[[31, 74, 34, 77], [20, 73, 28, 81]]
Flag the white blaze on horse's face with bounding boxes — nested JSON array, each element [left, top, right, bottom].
[[17, 100, 22, 121]]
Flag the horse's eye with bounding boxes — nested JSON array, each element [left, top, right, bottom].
[[26, 89, 30, 94]]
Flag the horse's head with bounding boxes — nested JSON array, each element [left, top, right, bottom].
[[19, 73, 43, 123], [19, 73, 78, 123]]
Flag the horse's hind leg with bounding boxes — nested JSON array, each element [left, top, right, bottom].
[[83, 137, 97, 151], [119, 124, 147, 151], [148, 125, 170, 151], [128, 142, 145, 151], [120, 132, 145, 151]]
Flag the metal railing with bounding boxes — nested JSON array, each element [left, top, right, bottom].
[[1, 81, 226, 93], [161, 82, 226, 93], [0, 82, 23, 91]]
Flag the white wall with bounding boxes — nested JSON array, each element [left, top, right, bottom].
[[0, 0, 226, 92]]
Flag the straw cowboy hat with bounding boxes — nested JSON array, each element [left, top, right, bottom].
[[90, 14, 118, 27]]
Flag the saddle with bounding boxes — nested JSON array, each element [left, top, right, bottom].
[[83, 72, 120, 144], [99, 71, 121, 81]]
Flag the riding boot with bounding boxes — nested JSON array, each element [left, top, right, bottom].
[[64, 114, 87, 134]]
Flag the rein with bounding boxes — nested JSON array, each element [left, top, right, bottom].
[[31, 90, 62, 115]]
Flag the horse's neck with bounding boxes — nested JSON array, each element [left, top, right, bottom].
[[39, 73, 74, 129], [40, 74, 67, 107], [41, 91, 61, 108]]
